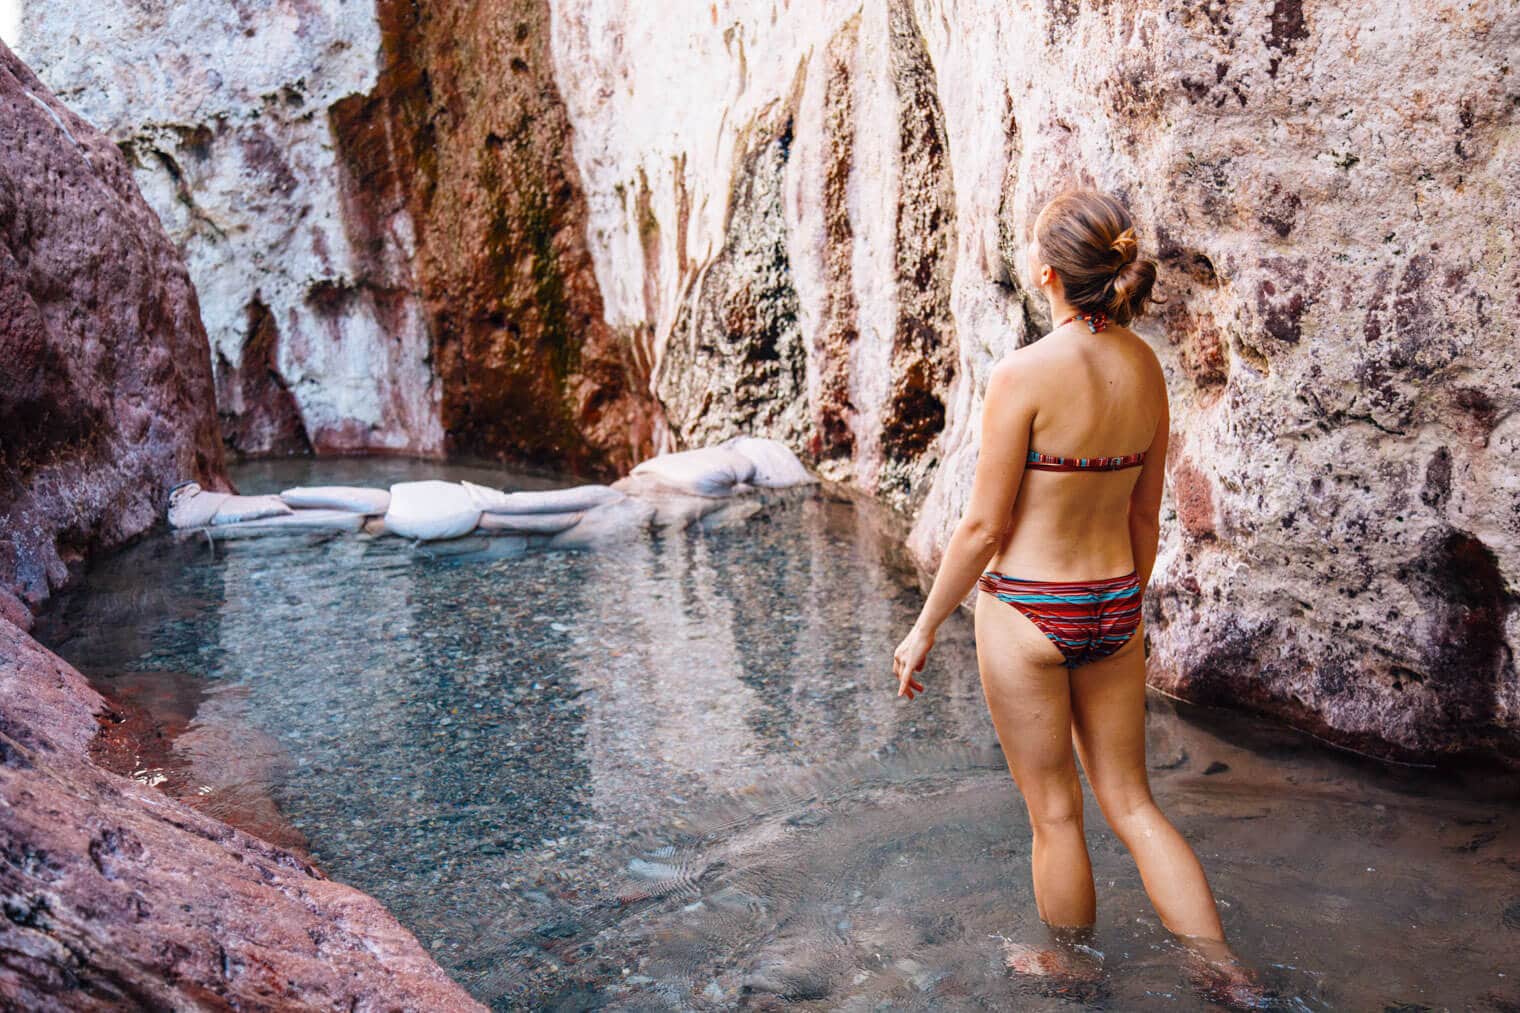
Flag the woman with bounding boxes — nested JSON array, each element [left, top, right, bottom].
[[892, 187, 1261, 1000]]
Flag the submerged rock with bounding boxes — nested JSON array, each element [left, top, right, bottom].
[[0, 619, 483, 1010]]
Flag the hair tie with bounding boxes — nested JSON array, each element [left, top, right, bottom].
[[1110, 225, 1137, 264]]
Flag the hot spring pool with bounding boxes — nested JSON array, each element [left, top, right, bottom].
[[36, 460, 1519, 1010]]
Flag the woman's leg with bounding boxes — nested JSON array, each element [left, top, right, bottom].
[[1066, 623, 1226, 941], [974, 591, 1095, 928]]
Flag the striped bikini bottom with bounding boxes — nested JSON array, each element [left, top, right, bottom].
[[976, 570, 1143, 670]]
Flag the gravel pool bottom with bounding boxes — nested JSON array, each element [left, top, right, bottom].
[[38, 460, 1520, 1011]]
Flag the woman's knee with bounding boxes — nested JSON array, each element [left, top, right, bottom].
[[1096, 790, 1161, 840], [1028, 807, 1085, 839], [1023, 780, 1086, 835]]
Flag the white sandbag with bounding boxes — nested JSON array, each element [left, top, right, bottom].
[[547, 497, 657, 549], [211, 494, 293, 526], [470, 481, 626, 515], [461, 480, 515, 513], [202, 510, 367, 539], [280, 485, 391, 515], [629, 446, 756, 497], [719, 436, 816, 487], [167, 482, 231, 529], [384, 480, 481, 541], [476, 511, 584, 534]]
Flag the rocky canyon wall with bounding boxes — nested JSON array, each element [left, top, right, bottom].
[[10, 3, 443, 458], [8, 1, 1518, 766], [0, 43, 227, 607], [0, 42, 481, 1007], [10, 0, 659, 477], [550, 0, 1520, 765]]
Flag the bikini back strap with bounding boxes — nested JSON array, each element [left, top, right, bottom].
[[1025, 450, 1146, 471]]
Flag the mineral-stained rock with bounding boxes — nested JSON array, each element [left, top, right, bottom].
[[14, 0, 1520, 768], [551, 0, 1520, 765], [327, 0, 660, 478], [0, 618, 483, 1010], [0, 42, 228, 607], [1, 40, 480, 1006], [655, 92, 811, 454], [11, 2, 445, 457]]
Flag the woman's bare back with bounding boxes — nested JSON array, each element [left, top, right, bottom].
[[987, 325, 1167, 580]]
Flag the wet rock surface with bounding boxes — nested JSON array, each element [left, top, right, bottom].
[[331, 0, 661, 476], [0, 617, 482, 1010]]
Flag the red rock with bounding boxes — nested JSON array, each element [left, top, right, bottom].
[[0, 619, 483, 1010], [329, 0, 660, 480], [0, 42, 482, 1008], [0, 43, 229, 607]]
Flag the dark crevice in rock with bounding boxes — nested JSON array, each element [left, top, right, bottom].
[[656, 89, 809, 452], [329, 0, 659, 481], [880, 0, 957, 515], [216, 297, 313, 459], [808, 13, 863, 466]]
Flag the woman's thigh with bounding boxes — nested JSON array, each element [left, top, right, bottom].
[[1067, 620, 1151, 811], [974, 590, 1081, 817]]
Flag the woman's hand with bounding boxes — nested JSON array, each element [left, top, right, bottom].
[[893, 623, 933, 699]]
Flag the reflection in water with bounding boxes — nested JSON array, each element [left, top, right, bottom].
[[37, 459, 1520, 1011]]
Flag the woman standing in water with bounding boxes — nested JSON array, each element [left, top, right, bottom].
[[892, 187, 1262, 1002]]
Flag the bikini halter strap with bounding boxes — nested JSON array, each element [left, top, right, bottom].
[[1057, 309, 1109, 333]]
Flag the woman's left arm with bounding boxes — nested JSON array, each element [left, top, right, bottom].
[[894, 359, 1033, 697]]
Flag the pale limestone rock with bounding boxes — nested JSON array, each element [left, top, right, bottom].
[[551, 0, 1520, 763], [10, 2, 442, 456]]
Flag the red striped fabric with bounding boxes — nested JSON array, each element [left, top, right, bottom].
[[1025, 449, 1146, 471], [977, 570, 1143, 669]]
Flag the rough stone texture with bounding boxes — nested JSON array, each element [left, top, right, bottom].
[[655, 92, 811, 453], [12, 1, 1520, 767], [0, 619, 483, 1011], [552, 1, 1520, 765], [10, 2, 445, 458], [553, 0, 961, 519], [331, 0, 659, 479], [0, 42, 481, 1007], [0, 42, 228, 607]]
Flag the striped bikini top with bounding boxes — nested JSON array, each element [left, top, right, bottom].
[[1025, 449, 1146, 472]]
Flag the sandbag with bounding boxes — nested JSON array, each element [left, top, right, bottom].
[[467, 481, 625, 515], [167, 482, 231, 529], [280, 485, 391, 515], [202, 510, 367, 539], [547, 497, 657, 549], [476, 511, 584, 534], [719, 436, 815, 487], [211, 495, 293, 526], [629, 446, 756, 497], [384, 481, 481, 541], [461, 480, 515, 513]]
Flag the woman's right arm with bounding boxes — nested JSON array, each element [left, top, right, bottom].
[[1128, 364, 1170, 591]]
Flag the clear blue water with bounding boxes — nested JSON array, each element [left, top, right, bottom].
[[37, 459, 1520, 1010]]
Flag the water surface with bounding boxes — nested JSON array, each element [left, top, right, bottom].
[[38, 459, 1520, 1010]]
